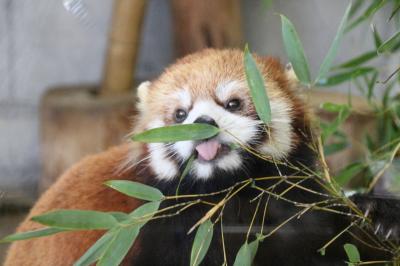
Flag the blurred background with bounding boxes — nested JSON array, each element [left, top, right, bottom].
[[0, 0, 399, 262]]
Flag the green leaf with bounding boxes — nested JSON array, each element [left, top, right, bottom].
[[280, 15, 311, 85], [383, 82, 396, 108], [190, 219, 214, 266], [132, 124, 220, 143], [344, 243, 361, 263], [74, 229, 118, 266], [317, 67, 375, 87], [348, 0, 365, 18], [345, 0, 387, 33], [334, 51, 377, 69], [315, 2, 352, 83], [109, 212, 129, 222], [176, 154, 195, 195], [261, 0, 273, 10], [97, 226, 140, 266], [126, 201, 161, 225], [367, 71, 379, 101], [324, 140, 348, 156], [364, 134, 376, 152], [76, 202, 160, 266], [335, 162, 365, 186], [105, 180, 164, 201], [0, 227, 66, 243], [31, 210, 118, 230], [233, 240, 259, 266], [377, 30, 400, 53], [321, 102, 348, 113], [371, 24, 382, 49], [320, 103, 350, 141], [389, 2, 400, 22], [244, 45, 272, 124], [98, 203, 161, 266]]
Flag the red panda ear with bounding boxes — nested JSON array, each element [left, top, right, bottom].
[[284, 63, 300, 85], [258, 56, 300, 89], [137, 81, 151, 113]]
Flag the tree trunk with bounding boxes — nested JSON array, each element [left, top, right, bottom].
[[171, 0, 242, 56]]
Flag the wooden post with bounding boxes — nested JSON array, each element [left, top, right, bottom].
[[171, 0, 242, 56], [40, 87, 136, 191], [39, 0, 147, 192], [101, 0, 147, 95]]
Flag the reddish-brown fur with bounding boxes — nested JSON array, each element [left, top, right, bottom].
[[4, 144, 142, 266]]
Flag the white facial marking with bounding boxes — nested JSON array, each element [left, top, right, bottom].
[[192, 161, 213, 179], [260, 99, 293, 159], [148, 143, 178, 180], [216, 151, 242, 172], [147, 119, 178, 180], [216, 80, 245, 102], [148, 119, 165, 130], [173, 140, 193, 160]]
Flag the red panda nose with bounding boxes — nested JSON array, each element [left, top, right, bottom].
[[193, 115, 219, 128]]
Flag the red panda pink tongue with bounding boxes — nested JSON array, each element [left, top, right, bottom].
[[195, 140, 221, 161]]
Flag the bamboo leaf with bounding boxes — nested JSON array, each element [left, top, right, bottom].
[[367, 71, 379, 101], [190, 219, 214, 266], [345, 0, 387, 33], [233, 240, 259, 266], [74, 229, 117, 266], [321, 102, 349, 113], [389, 2, 400, 21], [320, 103, 350, 141], [371, 24, 382, 49], [31, 210, 118, 230], [176, 154, 195, 195], [317, 67, 375, 87], [377, 30, 400, 53], [261, 0, 273, 10], [244, 45, 272, 124], [315, 2, 352, 83], [132, 124, 219, 143], [109, 212, 129, 222], [344, 243, 361, 263], [335, 163, 365, 186], [97, 226, 140, 266], [105, 180, 164, 202], [349, 0, 365, 18], [280, 15, 311, 85], [95, 203, 161, 266], [126, 201, 161, 225], [324, 140, 349, 156], [364, 134, 376, 152], [334, 51, 377, 69], [0, 227, 66, 243]]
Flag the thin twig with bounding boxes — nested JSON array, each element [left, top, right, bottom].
[[368, 142, 400, 192], [318, 222, 354, 253]]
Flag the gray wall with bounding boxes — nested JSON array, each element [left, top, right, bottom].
[[0, 0, 397, 202]]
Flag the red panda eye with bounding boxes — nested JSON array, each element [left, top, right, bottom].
[[174, 109, 187, 123], [225, 99, 241, 111]]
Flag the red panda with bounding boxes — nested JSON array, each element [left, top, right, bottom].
[[5, 49, 399, 266]]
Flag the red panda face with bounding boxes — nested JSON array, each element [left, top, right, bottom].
[[133, 49, 308, 181]]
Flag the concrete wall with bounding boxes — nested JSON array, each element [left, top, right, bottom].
[[0, 0, 397, 202]]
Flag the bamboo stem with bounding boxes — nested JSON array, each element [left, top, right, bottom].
[[101, 0, 147, 95]]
